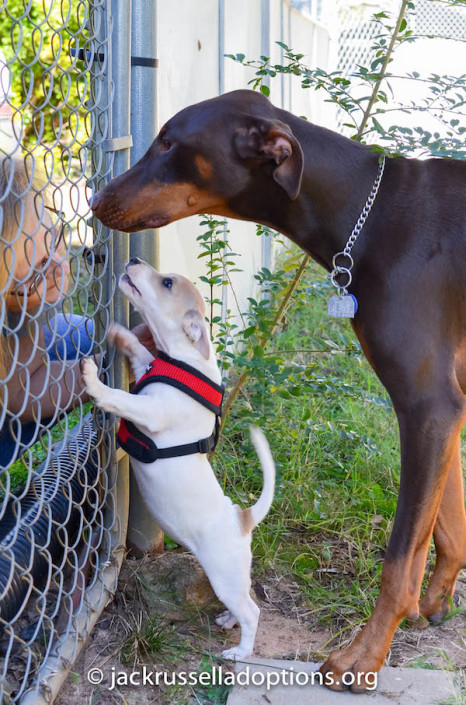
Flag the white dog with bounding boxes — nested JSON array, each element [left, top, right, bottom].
[[81, 257, 275, 659]]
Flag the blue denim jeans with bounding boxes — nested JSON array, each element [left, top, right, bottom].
[[0, 314, 95, 469]]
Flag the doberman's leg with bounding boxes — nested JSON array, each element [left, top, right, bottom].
[[417, 440, 466, 623], [321, 386, 466, 692]]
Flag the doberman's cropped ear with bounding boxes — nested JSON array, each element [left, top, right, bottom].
[[182, 310, 210, 360], [234, 119, 304, 199]]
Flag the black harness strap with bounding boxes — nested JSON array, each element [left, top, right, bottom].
[[117, 352, 224, 464]]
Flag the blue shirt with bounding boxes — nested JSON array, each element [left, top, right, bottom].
[[0, 313, 95, 469]]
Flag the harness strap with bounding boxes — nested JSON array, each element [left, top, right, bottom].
[[118, 417, 220, 464], [117, 351, 224, 464], [132, 351, 223, 414]]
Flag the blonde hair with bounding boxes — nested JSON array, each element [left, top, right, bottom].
[[0, 155, 51, 378]]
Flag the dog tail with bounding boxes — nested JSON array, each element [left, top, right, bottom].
[[244, 426, 275, 531]]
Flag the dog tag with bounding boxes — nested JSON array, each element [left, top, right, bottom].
[[328, 294, 358, 318]]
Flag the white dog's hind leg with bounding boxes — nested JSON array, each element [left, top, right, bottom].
[[197, 541, 260, 659], [219, 596, 259, 660], [215, 610, 238, 629]]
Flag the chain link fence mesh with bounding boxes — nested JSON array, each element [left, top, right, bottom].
[[415, 0, 466, 39], [0, 1, 127, 702]]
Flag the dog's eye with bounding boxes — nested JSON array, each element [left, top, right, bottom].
[[160, 138, 172, 151], [162, 278, 173, 290]]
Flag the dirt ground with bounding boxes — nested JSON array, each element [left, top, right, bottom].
[[53, 551, 466, 705]]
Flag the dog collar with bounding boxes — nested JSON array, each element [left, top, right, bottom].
[[117, 351, 225, 463], [328, 155, 386, 319]]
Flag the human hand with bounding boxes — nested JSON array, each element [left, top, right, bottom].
[[131, 323, 157, 357]]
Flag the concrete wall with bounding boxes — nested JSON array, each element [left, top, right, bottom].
[[155, 0, 331, 321]]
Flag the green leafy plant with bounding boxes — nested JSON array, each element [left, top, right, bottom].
[[0, 0, 91, 165], [226, 2, 465, 157]]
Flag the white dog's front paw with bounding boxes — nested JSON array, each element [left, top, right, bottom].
[[80, 357, 104, 400], [108, 322, 138, 353], [222, 645, 252, 661]]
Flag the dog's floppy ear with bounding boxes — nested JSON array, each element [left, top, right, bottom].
[[234, 118, 304, 200], [183, 310, 210, 360]]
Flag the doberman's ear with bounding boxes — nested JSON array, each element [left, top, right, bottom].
[[234, 119, 304, 200], [182, 310, 210, 360]]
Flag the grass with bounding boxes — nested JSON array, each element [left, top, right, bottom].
[[119, 612, 188, 667]]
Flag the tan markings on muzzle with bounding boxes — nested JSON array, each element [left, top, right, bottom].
[[123, 181, 230, 224]]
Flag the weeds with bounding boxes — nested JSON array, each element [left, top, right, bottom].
[[119, 613, 186, 667], [212, 261, 399, 629]]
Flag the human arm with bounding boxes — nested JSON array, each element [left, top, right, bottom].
[[3, 324, 98, 422]]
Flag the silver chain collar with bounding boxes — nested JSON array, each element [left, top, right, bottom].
[[329, 155, 386, 297]]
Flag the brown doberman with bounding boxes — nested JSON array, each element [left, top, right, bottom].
[[91, 89, 466, 690]]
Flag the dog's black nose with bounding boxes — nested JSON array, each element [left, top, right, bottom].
[[128, 257, 142, 265]]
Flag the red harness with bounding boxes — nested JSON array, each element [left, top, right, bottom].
[[117, 351, 225, 463]]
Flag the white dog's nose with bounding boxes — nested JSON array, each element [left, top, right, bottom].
[[128, 257, 143, 266]]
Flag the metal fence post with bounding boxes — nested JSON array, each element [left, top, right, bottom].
[[129, 0, 159, 271], [261, 0, 272, 273], [106, 0, 136, 567], [218, 0, 230, 329], [110, 0, 132, 350], [126, 0, 164, 555]]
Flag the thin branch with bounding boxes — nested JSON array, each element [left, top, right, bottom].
[[357, 0, 411, 139], [222, 257, 247, 331], [216, 255, 310, 446], [263, 348, 359, 356]]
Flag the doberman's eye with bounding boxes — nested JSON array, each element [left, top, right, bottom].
[[160, 138, 172, 151], [162, 278, 173, 290]]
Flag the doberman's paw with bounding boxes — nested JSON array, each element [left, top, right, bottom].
[[320, 645, 382, 693], [406, 614, 430, 630], [405, 604, 430, 630], [418, 594, 452, 625]]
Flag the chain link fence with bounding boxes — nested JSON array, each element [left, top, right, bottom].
[[0, 0, 334, 701], [415, 0, 466, 39], [0, 1, 130, 702]]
